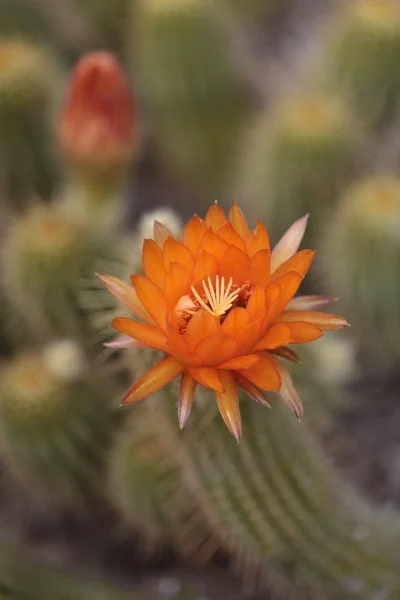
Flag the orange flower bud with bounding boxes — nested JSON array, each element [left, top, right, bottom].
[[58, 51, 136, 177]]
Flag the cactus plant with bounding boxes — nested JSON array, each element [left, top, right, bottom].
[[237, 91, 360, 245], [0, 38, 61, 207], [131, 0, 250, 194], [321, 175, 400, 369], [0, 340, 121, 507], [322, 0, 400, 127], [0, 202, 114, 342]]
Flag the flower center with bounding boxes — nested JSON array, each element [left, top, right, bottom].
[[191, 276, 239, 318]]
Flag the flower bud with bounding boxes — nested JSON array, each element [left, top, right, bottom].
[[58, 51, 136, 177]]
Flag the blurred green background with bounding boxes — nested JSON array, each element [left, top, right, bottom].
[[1, 0, 400, 598]]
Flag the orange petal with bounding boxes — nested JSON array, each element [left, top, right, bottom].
[[264, 272, 303, 327], [272, 347, 300, 363], [235, 374, 270, 407], [189, 367, 224, 392], [250, 249, 270, 288], [131, 274, 168, 331], [269, 355, 303, 419], [154, 221, 175, 248], [178, 371, 196, 429], [278, 311, 350, 330], [97, 274, 154, 324], [191, 250, 218, 288], [194, 334, 238, 366], [238, 353, 281, 392], [270, 215, 309, 274], [217, 223, 247, 252], [286, 322, 324, 343], [219, 245, 251, 286], [182, 215, 206, 255], [254, 323, 292, 351], [218, 355, 260, 370], [164, 262, 191, 310], [163, 237, 195, 273], [111, 317, 169, 352], [245, 219, 270, 256], [214, 370, 242, 441], [166, 322, 190, 356], [221, 307, 250, 338], [184, 308, 220, 351], [286, 295, 337, 311], [271, 249, 316, 283], [200, 228, 229, 262], [228, 202, 250, 239], [142, 239, 166, 290], [246, 285, 266, 322], [205, 202, 228, 231], [121, 356, 185, 405]]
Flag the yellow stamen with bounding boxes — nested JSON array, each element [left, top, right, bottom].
[[191, 276, 239, 317]]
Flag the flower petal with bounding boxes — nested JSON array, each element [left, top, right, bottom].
[[217, 223, 247, 252], [269, 355, 303, 419], [250, 249, 270, 288], [270, 215, 309, 273], [214, 370, 242, 441], [154, 220, 174, 248], [121, 356, 185, 405], [235, 374, 270, 407], [245, 219, 270, 256], [271, 249, 316, 283], [278, 311, 350, 330], [286, 295, 337, 311], [254, 323, 292, 351], [104, 335, 146, 349], [228, 202, 250, 239], [189, 367, 224, 392], [272, 347, 300, 363], [184, 308, 220, 351], [219, 245, 251, 286], [182, 215, 206, 255], [142, 239, 165, 290], [219, 355, 260, 370], [131, 274, 168, 331], [264, 272, 303, 327], [191, 250, 218, 289], [194, 333, 238, 366], [97, 274, 154, 324], [111, 317, 169, 352], [246, 285, 266, 322], [166, 322, 190, 355], [221, 307, 250, 338], [200, 228, 229, 262], [163, 237, 195, 273], [238, 353, 281, 392], [286, 321, 324, 343], [205, 202, 228, 231], [178, 371, 196, 429], [164, 262, 191, 310]]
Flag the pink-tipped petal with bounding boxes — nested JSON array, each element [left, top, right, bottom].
[[154, 220, 175, 248], [278, 311, 350, 331], [286, 295, 338, 311], [104, 335, 146, 349], [272, 347, 301, 363], [178, 371, 196, 429], [269, 355, 303, 420], [270, 215, 309, 273], [215, 371, 242, 442], [97, 274, 154, 324], [121, 356, 185, 405], [235, 374, 271, 407]]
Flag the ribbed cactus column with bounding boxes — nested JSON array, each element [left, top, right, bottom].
[[320, 175, 400, 370], [133, 385, 400, 600], [237, 92, 359, 245], [322, 0, 400, 127], [0, 39, 60, 207], [131, 0, 249, 195]]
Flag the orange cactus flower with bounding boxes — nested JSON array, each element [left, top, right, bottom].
[[57, 51, 136, 175], [99, 203, 349, 441]]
